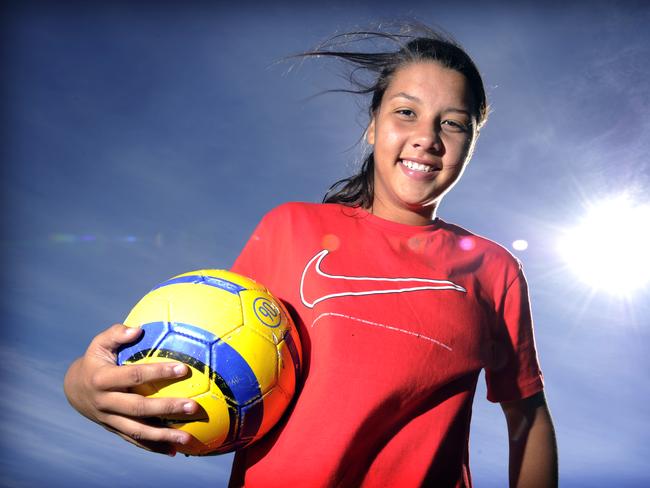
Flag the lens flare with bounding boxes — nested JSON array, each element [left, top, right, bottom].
[[512, 239, 528, 251], [557, 195, 650, 296], [459, 237, 475, 251]]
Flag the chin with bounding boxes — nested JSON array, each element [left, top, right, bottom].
[[404, 200, 438, 215], [402, 194, 440, 208]]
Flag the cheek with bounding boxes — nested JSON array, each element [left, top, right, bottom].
[[376, 126, 402, 152], [444, 136, 474, 167]]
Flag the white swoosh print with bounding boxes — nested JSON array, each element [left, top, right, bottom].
[[300, 249, 466, 308]]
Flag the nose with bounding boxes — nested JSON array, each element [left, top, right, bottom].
[[411, 125, 442, 153]]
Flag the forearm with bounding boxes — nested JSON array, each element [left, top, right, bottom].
[[503, 393, 558, 488], [63, 357, 88, 416], [508, 409, 558, 487]]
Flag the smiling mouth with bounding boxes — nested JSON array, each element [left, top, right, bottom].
[[400, 159, 438, 173]]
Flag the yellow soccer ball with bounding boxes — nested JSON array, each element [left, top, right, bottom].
[[116, 270, 302, 455]]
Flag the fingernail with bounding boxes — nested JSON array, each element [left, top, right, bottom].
[[175, 434, 190, 445], [183, 402, 194, 414], [173, 364, 186, 375]]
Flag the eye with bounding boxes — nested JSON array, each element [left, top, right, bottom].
[[441, 119, 471, 133], [395, 108, 416, 119]]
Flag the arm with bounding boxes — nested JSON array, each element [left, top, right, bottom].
[[500, 391, 558, 488], [63, 323, 200, 456]]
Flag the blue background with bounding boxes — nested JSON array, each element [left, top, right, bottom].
[[2, 1, 649, 486]]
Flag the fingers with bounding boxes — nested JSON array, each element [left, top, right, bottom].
[[98, 391, 200, 420], [89, 323, 142, 356], [97, 394, 201, 456], [92, 361, 189, 390], [105, 414, 193, 453]]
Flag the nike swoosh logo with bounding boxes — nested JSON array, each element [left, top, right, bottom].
[[300, 249, 466, 308]]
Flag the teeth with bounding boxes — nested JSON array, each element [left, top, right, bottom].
[[401, 160, 435, 172]]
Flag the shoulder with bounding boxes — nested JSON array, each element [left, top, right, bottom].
[[437, 219, 523, 279]]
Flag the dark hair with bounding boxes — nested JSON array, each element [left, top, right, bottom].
[[294, 24, 488, 208]]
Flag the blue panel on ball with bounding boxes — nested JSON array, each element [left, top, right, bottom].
[[212, 340, 263, 406], [212, 340, 264, 441], [117, 321, 170, 365], [171, 321, 221, 344], [150, 275, 246, 294], [158, 331, 210, 368]]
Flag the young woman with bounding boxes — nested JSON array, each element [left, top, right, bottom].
[[64, 26, 558, 487]]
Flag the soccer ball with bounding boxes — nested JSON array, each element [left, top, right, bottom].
[[116, 269, 302, 456]]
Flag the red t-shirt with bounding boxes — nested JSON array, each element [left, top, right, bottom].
[[230, 202, 543, 488]]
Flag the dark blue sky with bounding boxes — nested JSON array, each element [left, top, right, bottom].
[[2, 1, 649, 487]]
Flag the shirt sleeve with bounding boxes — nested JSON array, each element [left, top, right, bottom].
[[485, 265, 544, 403]]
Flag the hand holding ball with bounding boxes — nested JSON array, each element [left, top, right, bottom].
[[117, 270, 302, 455]]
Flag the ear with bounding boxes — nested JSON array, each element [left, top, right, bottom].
[[366, 116, 376, 145]]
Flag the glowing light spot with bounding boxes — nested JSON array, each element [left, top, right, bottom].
[[408, 235, 424, 251], [512, 239, 528, 251], [557, 195, 650, 296], [322, 233, 340, 251], [459, 237, 475, 251]]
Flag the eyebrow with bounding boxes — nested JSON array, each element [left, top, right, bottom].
[[390, 92, 472, 117], [391, 92, 421, 103]]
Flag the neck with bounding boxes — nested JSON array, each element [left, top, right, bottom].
[[367, 202, 438, 226]]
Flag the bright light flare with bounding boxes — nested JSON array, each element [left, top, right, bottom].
[[557, 195, 650, 296], [512, 239, 529, 251]]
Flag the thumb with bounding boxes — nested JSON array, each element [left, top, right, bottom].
[[91, 323, 142, 356]]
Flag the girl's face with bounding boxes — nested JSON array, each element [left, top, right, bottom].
[[367, 61, 477, 225]]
